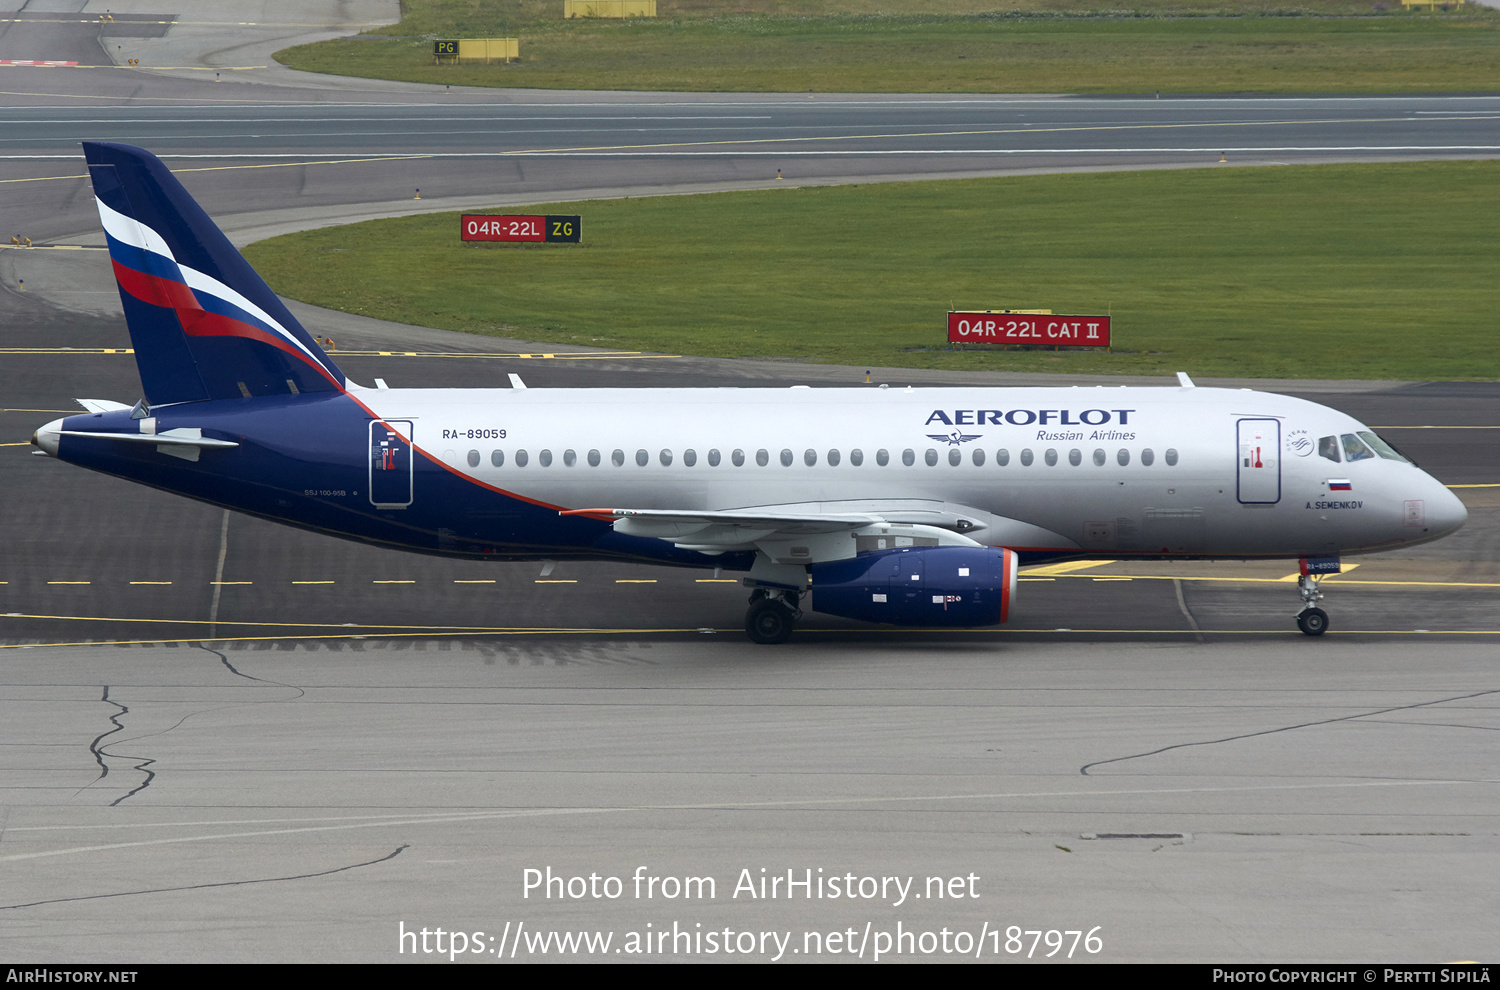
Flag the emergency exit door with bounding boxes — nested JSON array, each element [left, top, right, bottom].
[[1236, 418, 1280, 504], [369, 420, 414, 508]]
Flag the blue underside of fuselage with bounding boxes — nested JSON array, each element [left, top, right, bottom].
[[56, 394, 757, 571]]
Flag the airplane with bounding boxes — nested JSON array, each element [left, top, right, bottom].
[[31, 143, 1468, 643]]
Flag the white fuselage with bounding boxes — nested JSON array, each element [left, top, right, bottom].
[[353, 383, 1466, 560]]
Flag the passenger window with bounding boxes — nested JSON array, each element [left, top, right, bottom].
[[948, 448, 961, 466], [876, 449, 889, 466], [1165, 448, 1179, 466], [515, 449, 529, 467], [587, 449, 600, 467], [780, 448, 793, 467], [1020, 448, 1033, 467], [732, 449, 745, 467], [1341, 433, 1374, 462], [756, 449, 769, 467], [996, 449, 1009, 466], [1357, 431, 1410, 463], [1068, 448, 1082, 467], [1318, 436, 1341, 462], [659, 449, 672, 466], [708, 448, 721, 467], [902, 449, 916, 467], [491, 450, 505, 467], [467, 449, 480, 468], [972, 448, 985, 466], [804, 449, 817, 466], [850, 448, 863, 466], [539, 449, 552, 467], [635, 449, 649, 467], [1093, 448, 1106, 467], [563, 449, 577, 467], [1141, 448, 1154, 466], [1116, 448, 1128, 466], [684, 448, 697, 467], [827, 449, 841, 467], [924, 448, 938, 467], [1044, 448, 1058, 467], [611, 449, 624, 467]]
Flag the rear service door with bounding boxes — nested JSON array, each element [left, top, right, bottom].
[[369, 420, 414, 509]]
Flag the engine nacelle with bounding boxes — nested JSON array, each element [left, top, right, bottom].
[[809, 546, 1018, 627]]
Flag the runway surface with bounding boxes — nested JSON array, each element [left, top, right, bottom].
[[0, 2, 1497, 964]]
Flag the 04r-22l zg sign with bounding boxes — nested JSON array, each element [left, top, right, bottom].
[[461, 215, 581, 243]]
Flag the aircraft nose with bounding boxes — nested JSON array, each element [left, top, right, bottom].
[[31, 417, 63, 457], [1427, 481, 1468, 537]]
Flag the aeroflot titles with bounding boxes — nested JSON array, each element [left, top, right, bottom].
[[926, 409, 1135, 427]]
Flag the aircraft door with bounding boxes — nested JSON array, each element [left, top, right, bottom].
[[1236, 418, 1280, 505], [369, 420, 414, 509]]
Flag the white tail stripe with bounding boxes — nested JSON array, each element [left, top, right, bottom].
[[94, 196, 324, 368]]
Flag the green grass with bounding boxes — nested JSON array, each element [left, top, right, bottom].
[[243, 162, 1500, 381], [276, 0, 1500, 94]]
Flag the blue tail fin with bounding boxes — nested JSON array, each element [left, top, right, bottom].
[[83, 142, 346, 404]]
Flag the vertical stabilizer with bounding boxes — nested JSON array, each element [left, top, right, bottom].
[[83, 142, 345, 404]]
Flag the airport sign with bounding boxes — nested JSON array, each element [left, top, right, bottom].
[[948, 312, 1111, 347], [461, 215, 581, 243]]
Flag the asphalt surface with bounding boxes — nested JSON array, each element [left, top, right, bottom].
[[0, 3, 1496, 965]]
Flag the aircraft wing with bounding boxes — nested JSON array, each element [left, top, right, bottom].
[[562, 506, 887, 545], [560, 501, 1073, 563]]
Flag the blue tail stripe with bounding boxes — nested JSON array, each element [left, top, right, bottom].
[[103, 231, 181, 283]]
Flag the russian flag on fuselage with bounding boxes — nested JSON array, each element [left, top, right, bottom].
[[83, 142, 345, 405]]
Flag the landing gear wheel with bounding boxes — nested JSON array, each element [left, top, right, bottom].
[[1296, 607, 1329, 637], [746, 599, 796, 644]]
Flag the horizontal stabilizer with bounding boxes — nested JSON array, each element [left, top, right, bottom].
[[75, 398, 132, 413], [59, 428, 239, 449]]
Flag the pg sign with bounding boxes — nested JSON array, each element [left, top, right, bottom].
[[948, 312, 1111, 348]]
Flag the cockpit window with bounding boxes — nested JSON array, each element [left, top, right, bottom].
[[1357, 431, 1411, 463], [1340, 433, 1374, 462], [1318, 436, 1341, 462]]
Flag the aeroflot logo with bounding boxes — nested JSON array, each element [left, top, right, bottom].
[[926, 408, 1136, 427]]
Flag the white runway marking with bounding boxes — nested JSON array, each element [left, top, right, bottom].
[[2, 778, 1490, 865]]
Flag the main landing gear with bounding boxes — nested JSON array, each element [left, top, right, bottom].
[[746, 587, 802, 645]]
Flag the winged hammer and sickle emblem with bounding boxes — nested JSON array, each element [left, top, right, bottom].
[[927, 431, 982, 446]]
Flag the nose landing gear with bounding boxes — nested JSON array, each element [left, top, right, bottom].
[[1294, 556, 1340, 636], [746, 587, 802, 644]]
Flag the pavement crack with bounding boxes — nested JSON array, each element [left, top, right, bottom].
[[0, 844, 408, 911], [202, 645, 305, 698], [84, 685, 123, 783], [78, 686, 156, 805], [1079, 687, 1500, 776]]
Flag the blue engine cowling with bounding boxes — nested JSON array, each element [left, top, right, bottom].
[[809, 546, 1018, 627]]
